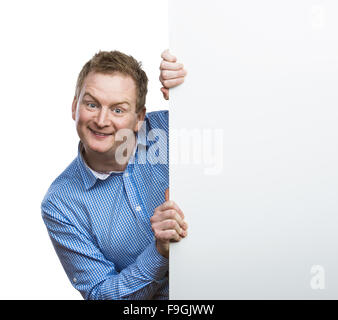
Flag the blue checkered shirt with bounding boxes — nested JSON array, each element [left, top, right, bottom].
[[41, 110, 169, 300]]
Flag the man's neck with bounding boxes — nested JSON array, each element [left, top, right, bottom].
[[80, 143, 136, 173]]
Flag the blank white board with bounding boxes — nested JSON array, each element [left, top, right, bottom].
[[169, 0, 338, 299]]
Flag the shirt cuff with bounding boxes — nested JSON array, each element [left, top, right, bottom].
[[137, 240, 169, 281]]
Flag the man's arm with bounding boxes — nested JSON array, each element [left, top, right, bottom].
[[42, 199, 168, 300]]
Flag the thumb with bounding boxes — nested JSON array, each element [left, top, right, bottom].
[[165, 188, 170, 201], [161, 87, 169, 100]]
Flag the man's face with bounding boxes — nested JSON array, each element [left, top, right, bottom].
[[72, 72, 146, 157]]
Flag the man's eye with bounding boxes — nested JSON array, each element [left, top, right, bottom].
[[87, 103, 97, 109], [114, 108, 123, 114]]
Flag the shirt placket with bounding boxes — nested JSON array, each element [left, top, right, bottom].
[[123, 163, 153, 243]]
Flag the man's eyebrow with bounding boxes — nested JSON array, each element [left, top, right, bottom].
[[82, 92, 132, 107], [113, 100, 132, 107], [82, 92, 100, 102]]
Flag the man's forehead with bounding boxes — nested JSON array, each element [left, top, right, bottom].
[[78, 74, 137, 109], [84, 71, 135, 87], [80, 72, 137, 100]]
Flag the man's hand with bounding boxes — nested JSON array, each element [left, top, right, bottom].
[[159, 49, 187, 100], [150, 189, 188, 258]]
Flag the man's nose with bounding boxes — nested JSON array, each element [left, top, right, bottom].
[[95, 107, 110, 127]]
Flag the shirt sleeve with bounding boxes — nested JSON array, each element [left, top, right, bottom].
[[41, 199, 168, 300]]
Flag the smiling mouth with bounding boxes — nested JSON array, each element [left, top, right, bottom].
[[89, 128, 112, 137]]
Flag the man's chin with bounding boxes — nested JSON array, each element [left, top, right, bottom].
[[84, 141, 115, 155], [91, 146, 114, 155]]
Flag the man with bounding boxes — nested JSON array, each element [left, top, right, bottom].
[[41, 50, 187, 300]]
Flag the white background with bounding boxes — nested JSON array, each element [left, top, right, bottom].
[[0, 0, 169, 299]]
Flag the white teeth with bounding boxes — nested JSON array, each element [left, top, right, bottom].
[[91, 129, 110, 136]]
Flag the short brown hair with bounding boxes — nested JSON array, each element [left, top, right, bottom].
[[75, 50, 148, 113]]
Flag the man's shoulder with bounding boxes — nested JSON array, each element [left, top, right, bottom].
[[146, 109, 168, 118], [41, 157, 80, 209], [145, 109, 168, 130]]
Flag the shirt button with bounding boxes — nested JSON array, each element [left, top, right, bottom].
[[73, 277, 77, 283], [135, 205, 141, 212], [124, 173, 129, 177]]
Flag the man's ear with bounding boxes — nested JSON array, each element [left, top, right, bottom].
[[72, 96, 77, 121], [134, 107, 146, 132]]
